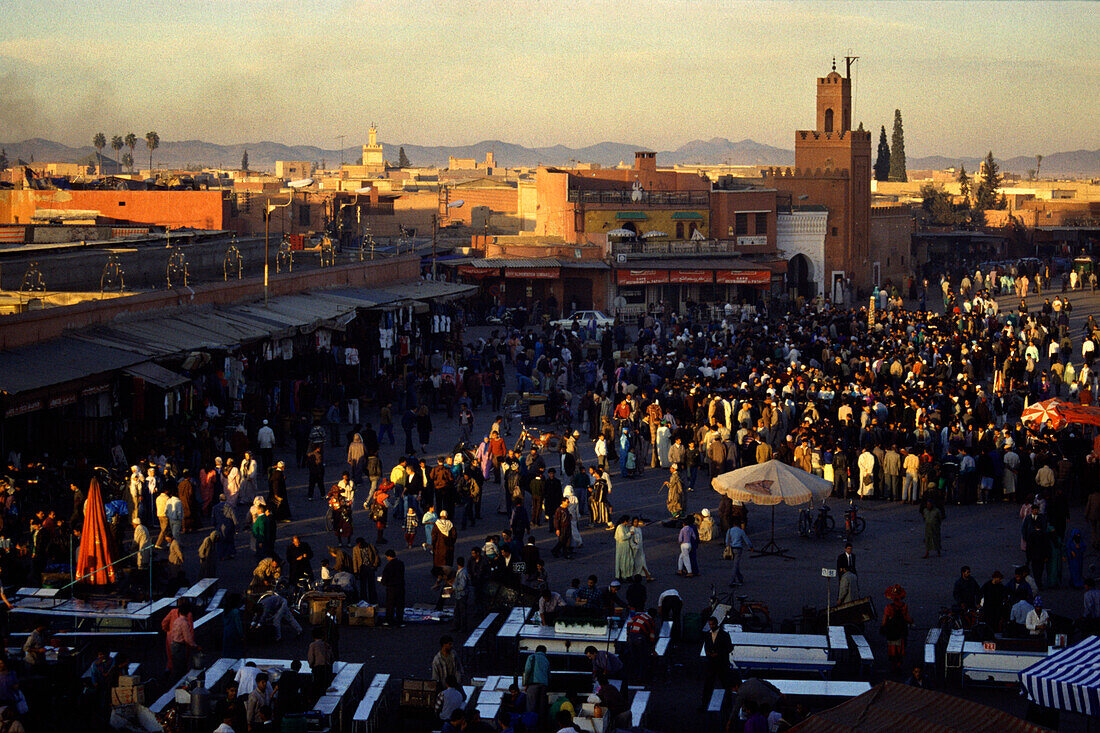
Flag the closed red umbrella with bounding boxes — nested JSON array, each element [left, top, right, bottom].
[[76, 478, 116, 585]]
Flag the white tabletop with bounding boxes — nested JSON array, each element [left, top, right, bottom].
[[729, 632, 828, 648], [765, 679, 871, 697]]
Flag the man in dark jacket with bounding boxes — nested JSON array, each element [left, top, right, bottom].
[[701, 616, 732, 709], [380, 550, 405, 626]]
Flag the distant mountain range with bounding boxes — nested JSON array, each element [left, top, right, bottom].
[[3, 137, 1097, 178]]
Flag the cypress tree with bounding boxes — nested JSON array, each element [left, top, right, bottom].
[[888, 109, 907, 182], [873, 126, 890, 182]]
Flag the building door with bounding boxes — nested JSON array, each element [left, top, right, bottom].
[[831, 272, 847, 305], [788, 254, 815, 298], [563, 277, 593, 312]]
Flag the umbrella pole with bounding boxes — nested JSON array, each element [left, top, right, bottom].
[[753, 505, 793, 559]]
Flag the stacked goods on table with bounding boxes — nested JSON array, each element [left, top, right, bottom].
[[111, 674, 145, 706], [554, 607, 609, 636], [348, 603, 377, 626]]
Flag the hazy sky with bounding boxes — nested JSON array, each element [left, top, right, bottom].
[[2, 0, 1096, 157]]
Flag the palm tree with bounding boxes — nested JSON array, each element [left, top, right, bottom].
[[111, 135, 123, 174], [122, 152, 133, 171], [124, 132, 138, 173], [93, 132, 106, 175], [145, 131, 159, 173]]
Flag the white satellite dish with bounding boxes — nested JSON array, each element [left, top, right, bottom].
[[447, 199, 465, 208], [355, 186, 373, 193], [288, 178, 314, 188]]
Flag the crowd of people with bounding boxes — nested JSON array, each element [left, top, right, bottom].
[[5, 261, 1100, 731]]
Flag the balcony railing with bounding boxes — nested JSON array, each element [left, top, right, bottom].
[[567, 189, 710, 206], [612, 239, 739, 255]]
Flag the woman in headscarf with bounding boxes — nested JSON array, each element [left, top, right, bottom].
[[664, 464, 684, 519], [347, 433, 366, 485], [613, 516, 636, 581], [431, 510, 456, 571], [268, 461, 291, 522], [474, 436, 493, 483], [214, 494, 237, 559], [327, 483, 353, 548], [656, 421, 672, 468], [1064, 529, 1085, 588], [224, 458, 241, 510], [199, 461, 220, 516], [563, 485, 582, 549], [249, 497, 267, 556], [176, 469, 199, 533]]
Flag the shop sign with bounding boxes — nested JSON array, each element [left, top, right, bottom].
[[616, 269, 669, 285], [668, 270, 712, 284], [81, 384, 111, 397], [737, 235, 768, 247], [716, 270, 771, 285], [49, 393, 78, 409], [507, 268, 558, 279], [457, 265, 488, 277], [5, 400, 42, 418]]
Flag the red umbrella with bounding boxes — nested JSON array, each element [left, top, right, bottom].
[[1020, 398, 1066, 430], [76, 478, 116, 585]]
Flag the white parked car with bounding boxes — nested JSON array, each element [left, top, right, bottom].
[[551, 310, 615, 331]]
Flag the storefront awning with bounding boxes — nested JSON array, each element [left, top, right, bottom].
[[123, 362, 191, 390], [716, 270, 771, 285], [617, 269, 669, 285], [615, 212, 648, 220], [671, 212, 704, 220]]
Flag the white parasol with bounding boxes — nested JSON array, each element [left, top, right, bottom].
[[712, 460, 833, 506], [641, 230, 668, 239], [712, 460, 834, 556], [607, 228, 636, 237]]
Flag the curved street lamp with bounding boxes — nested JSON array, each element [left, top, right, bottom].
[[264, 178, 313, 304], [432, 198, 465, 279]]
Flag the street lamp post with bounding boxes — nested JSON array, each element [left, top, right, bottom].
[[432, 199, 465, 280], [265, 178, 313, 305], [337, 186, 372, 260]]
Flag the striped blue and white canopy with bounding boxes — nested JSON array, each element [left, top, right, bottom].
[[1019, 636, 1100, 715]]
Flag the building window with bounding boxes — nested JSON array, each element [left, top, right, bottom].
[[735, 213, 749, 236], [754, 212, 767, 235], [118, 201, 126, 206], [675, 222, 684, 239], [886, 257, 891, 266], [824, 108, 834, 132], [830, 226, 838, 236]]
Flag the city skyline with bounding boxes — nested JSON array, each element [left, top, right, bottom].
[[2, 0, 1097, 159]]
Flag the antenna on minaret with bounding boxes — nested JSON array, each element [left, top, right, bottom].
[[832, 57, 837, 72], [844, 54, 859, 79]]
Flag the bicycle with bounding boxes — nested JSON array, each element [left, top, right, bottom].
[[798, 502, 834, 538], [937, 604, 975, 632], [709, 584, 772, 631], [843, 501, 866, 537]]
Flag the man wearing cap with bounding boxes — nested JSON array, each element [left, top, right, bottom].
[[257, 420, 276, 475], [1025, 596, 1050, 637]]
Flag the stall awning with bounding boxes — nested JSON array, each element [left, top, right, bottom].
[[124, 362, 190, 390], [615, 212, 648, 220], [1020, 636, 1100, 716], [671, 212, 704, 220]]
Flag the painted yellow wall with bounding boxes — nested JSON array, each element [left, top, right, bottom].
[[582, 208, 709, 239]]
